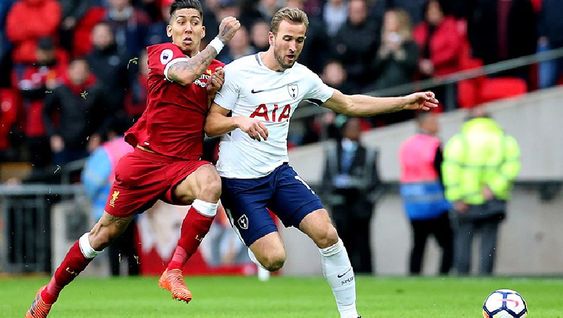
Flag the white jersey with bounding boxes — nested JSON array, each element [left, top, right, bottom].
[[214, 54, 334, 178]]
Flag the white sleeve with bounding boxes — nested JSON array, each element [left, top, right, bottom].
[[304, 70, 334, 105], [213, 64, 239, 111]]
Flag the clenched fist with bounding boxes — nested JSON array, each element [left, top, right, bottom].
[[217, 16, 241, 44]]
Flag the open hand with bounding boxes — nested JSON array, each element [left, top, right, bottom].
[[207, 67, 224, 95], [403, 91, 439, 111]]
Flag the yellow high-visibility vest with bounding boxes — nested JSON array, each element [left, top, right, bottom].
[[442, 117, 521, 204]]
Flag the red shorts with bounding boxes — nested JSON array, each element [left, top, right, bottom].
[[104, 147, 210, 218]]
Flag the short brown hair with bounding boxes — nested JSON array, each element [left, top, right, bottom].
[[270, 7, 309, 34]]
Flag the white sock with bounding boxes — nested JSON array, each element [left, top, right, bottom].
[[79, 233, 103, 259], [319, 239, 358, 318], [191, 199, 219, 217]]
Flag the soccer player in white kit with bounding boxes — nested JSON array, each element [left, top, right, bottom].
[[205, 7, 438, 318]]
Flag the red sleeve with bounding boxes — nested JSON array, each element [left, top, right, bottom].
[[147, 43, 189, 80]]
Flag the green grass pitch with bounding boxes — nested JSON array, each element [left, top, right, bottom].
[[3, 275, 563, 317]]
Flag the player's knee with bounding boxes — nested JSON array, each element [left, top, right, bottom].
[[198, 168, 222, 201], [261, 252, 286, 272], [313, 224, 339, 249]]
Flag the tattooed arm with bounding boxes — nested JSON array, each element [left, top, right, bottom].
[[168, 16, 240, 85]]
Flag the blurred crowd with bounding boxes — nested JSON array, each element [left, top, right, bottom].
[[0, 0, 561, 178]]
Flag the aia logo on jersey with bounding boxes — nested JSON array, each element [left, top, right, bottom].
[[160, 49, 173, 65], [250, 104, 291, 122], [287, 84, 298, 99]]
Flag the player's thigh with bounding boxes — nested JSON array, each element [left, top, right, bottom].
[[171, 162, 221, 204], [269, 164, 324, 228], [89, 212, 134, 250], [298, 208, 339, 249], [222, 177, 277, 247]]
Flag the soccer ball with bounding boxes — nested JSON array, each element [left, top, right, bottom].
[[482, 289, 527, 318]]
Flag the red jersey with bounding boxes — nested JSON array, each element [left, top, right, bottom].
[[125, 42, 224, 160]]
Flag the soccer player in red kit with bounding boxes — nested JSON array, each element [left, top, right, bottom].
[[25, 1, 240, 317]]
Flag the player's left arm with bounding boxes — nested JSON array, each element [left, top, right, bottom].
[[322, 89, 438, 117]]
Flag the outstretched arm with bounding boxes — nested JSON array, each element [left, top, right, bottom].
[[322, 89, 438, 117], [168, 17, 240, 85]]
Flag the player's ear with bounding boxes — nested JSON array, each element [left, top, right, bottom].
[[166, 24, 172, 38], [202, 25, 206, 39], [268, 31, 274, 46]]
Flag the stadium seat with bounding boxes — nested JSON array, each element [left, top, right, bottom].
[[456, 40, 484, 108], [478, 77, 527, 104]]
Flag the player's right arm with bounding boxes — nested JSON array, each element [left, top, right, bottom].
[[167, 17, 240, 85], [205, 103, 269, 141]]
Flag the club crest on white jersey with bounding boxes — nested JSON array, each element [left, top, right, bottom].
[[287, 83, 299, 99]]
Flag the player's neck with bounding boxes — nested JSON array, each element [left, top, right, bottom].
[[259, 51, 285, 72]]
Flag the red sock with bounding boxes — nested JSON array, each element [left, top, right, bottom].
[[167, 206, 214, 270], [41, 241, 92, 304]]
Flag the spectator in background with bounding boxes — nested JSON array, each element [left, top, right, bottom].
[[17, 37, 68, 169], [372, 8, 418, 91], [124, 49, 148, 120], [43, 58, 107, 165], [399, 112, 453, 275], [0, 0, 15, 87], [214, 0, 260, 31], [321, 118, 382, 274], [73, 0, 151, 58], [413, 0, 463, 107], [442, 107, 521, 275], [146, 0, 174, 45], [370, 8, 418, 126], [218, 25, 255, 63], [201, 0, 221, 42], [58, 0, 94, 53], [384, 0, 427, 25], [6, 0, 61, 75], [256, 0, 282, 22], [332, 0, 380, 93], [249, 19, 270, 51], [537, 0, 563, 89], [321, 60, 353, 94], [87, 22, 129, 122], [104, 0, 151, 58], [467, 0, 536, 83], [322, 0, 347, 38], [82, 117, 138, 276]]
